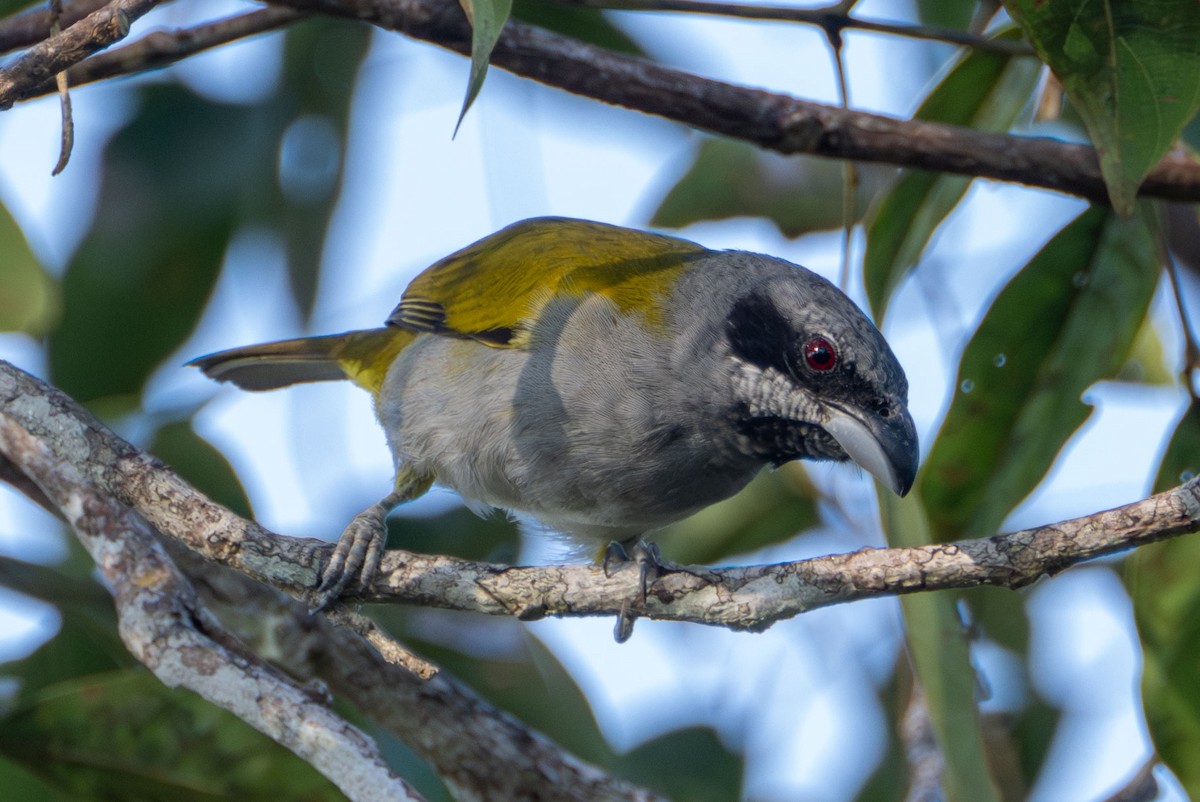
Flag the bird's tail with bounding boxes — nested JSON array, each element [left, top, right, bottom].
[[188, 327, 416, 397]]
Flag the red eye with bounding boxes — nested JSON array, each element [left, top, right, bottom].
[[804, 337, 837, 372]]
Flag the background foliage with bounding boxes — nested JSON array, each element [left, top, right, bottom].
[[1, 0, 1199, 799]]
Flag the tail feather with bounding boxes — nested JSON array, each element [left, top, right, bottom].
[[188, 328, 414, 396]]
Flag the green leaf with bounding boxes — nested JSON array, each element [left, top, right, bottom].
[[1005, 0, 1200, 215], [864, 29, 1040, 321], [920, 205, 1158, 538], [614, 727, 742, 802], [1125, 502, 1200, 797], [0, 670, 339, 800], [652, 138, 892, 238], [150, 421, 253, 519], [48, 86, 280, 405], [277, 21, 371, 319], [511, 0, 644, 56], [0, 202, 59, 335], [387, 504, 520, 565], [654, 464, 818, 565], [1154, 400, 1200, 492], [914, 0, 976, 30], [456, 0, 513, 133], [880, 492, 1002, 802], [0, 753, 65, 801]]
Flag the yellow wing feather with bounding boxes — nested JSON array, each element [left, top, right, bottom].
[[390, 218, 708, 347]]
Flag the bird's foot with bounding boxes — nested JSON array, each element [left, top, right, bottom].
[[313, 502, 390, 612], [604, 539, 678, 643]]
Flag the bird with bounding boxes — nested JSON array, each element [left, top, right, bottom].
[[190, 217, 917, 636]]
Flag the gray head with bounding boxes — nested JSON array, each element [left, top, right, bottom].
[[715, 259, 918, 495]]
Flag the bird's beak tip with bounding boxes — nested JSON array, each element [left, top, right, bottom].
[[824, 405, 918, 498]]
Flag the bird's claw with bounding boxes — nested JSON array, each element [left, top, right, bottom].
[[604, 539, 670, 642], [313, 507, 387, 612]]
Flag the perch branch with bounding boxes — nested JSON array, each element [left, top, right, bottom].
[[0, 417, 425, 802], [0, 359, 664, 802], [3, 359, 1200, 634]]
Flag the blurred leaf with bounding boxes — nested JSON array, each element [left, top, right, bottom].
[[0, 202, 59, 335], [1155, 400, 1200, 492], [652, 138, 893, 237], [864, 29, 1039, 321], [1115, 311, 1172, 385], [395, 620, 614, 765], [512, 0, 644, 55], [150, 420, 253, 519], [654, 463, 818, 565], [0, 670, 339, 801], [915, 0, 976, 30], [370, 727, 454, 802], [456, 0, 513, 132], [1184, 112, 1200, 152], [1005, 0, 1200, 215], [858, 656, 911, 802], [1, 596, 128, 704], [920, 205, 1158, 538], [1126, 483, 1200, 799], [276, 21, 371, 318], [0, 753, 65, 801], [1165, 202, 1200, 279], [388, 504, 520, 565], [881, 492, 1002, 802], [48, 85, 280, 405], [614, 727, 741, 802]]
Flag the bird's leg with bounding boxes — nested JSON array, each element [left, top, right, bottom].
[[603, 537, 667, 643], [314, 467, 432, 611]]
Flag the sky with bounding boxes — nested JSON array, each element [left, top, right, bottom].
[[0, 0, 1194, 798]]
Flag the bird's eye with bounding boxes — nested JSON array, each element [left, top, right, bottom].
[[803, 337, 837, 372]]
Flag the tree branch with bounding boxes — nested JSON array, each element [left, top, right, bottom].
[[564, 0, 1035, 56], [260, 0, 1200, 204], [0, 0, 112, 56], [2, 0, 1198, 201], [61, 6, 305, 88], [0, 359, 664, 802], [3, 356, 1200, 635], [0, 0, 162, 109], [0, 416, 425, 802]]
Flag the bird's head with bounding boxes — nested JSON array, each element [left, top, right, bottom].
[[721, 270, 918, 496]]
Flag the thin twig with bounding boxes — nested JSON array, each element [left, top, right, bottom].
[[0, 0, 161, 109], [258, 0, 1200, 205], [563, 0, 1035, 56], [0, 0, 111, 56], [47, 0, 74, 174], [61, 6, 306, 88]]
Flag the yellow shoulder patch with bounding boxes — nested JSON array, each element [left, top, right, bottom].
[[331, 327, 417, 396], [390, 218, 707, 347]]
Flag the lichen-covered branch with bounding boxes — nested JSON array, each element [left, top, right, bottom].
[[0, 359, 664, 802], [3, 358, 1200, 636], [0, 417, 424, 802]]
